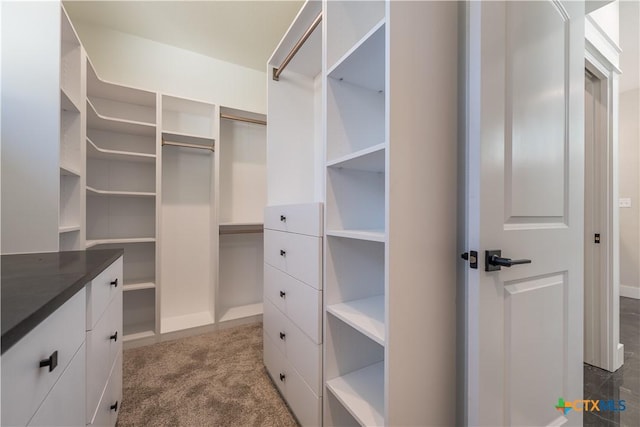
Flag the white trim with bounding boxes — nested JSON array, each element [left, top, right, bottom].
[[585, 16, 622, 70], [620, 285, 640, 299]]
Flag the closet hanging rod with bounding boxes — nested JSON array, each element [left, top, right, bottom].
[[220, 113, 267, 126], [162, 140, 215, 152], [272, 12, 322, 81]]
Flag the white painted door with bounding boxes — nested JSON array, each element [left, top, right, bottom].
[[465, 1, 584, 426]]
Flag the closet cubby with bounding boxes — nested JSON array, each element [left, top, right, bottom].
[[216, 107, 267, 323], [91, 242, 156, 291], [160, 96, 217, 334], [87, 158, 156, 194], [86, 196, 156, 241], [59, 6, 84, 251], [122, 288, 156, 342]]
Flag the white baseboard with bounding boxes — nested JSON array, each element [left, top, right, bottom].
[[620, 285, 640, 299]]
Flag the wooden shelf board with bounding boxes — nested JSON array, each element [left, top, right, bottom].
[[86, 186, 156, 198], [161, 311, 215, 334], [327, 143, 386, 172], [326, 362, 385, 427], [60, 164, 81, 177], [326, 229, 385, 242], [327, 19, 385, 92], [327, 295, 385, 346], [86, 238, 156, 249], [87, 138, 156, 163], [59, 225, 81, 233], [87, 99, 155, 136], [218, 303, 263, 322], [123, 281, 156, 292], [60, 88, 80, 113]]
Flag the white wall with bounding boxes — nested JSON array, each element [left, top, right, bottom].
[[72, 22, 267, 114], [619, 88, 640, 299], [589, 0, 619, 45]]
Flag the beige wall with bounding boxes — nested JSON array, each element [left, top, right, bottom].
[[619, 88, 640, 297]]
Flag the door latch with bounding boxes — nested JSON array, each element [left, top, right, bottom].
[[461, 251, 478, 269], [595, 233, 600, 244]]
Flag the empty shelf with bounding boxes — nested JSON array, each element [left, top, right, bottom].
[[87, 186, 156, 198], [59, 225, 81, 233], [219, 222, 264, 234], [123, 323, 156, 342], [326, 362, 385, 427], [162, 131, 215, 148], [86, 238, 156, 249], [327, 295, 385, 346], [326, 229, 385, 242], [60, 164, 81, 177], [218, 303, 263, 322], [60, 88, 80, 113], [327, 143, 385, 172], [87, 99, 155, 136], [123, 281, 156, 292], [87, 138, 156, 163]]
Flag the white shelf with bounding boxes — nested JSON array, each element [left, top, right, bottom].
[[326, 229, 385, 242], [327, 143, 385, 172], [326, 362, 385, 427], [161, 311, 214, 334], [86, 186, 156, 198], [60, 88, 80, 113], [60, 164, 81, 177], [218, 303, 263, 322], [87, 59, 156, 108], [59, 225, 80, 233], [328, 19, 385, 92], [162, 131, 215, 148], [123, 327, 156, 343], [86, 238, 156, 249], [87, 138, 156, 163], [219, 222, 264, 234], [327, 295, 385, 346], [87, 99, 155, 136], [123, 281, 156, 292]]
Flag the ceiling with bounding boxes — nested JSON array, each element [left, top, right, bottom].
[[63, 0, 304, 72]]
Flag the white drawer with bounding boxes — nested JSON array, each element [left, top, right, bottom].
[[1, 288, 86, 427], [264, 230, 321, 289], [87, 290, 123, 423], [264, 263, 322, 343], [87, 256, 123, 330], [263, 299, 321, 395], [27, 342, 86, 427], [264, 203, 322, 237], [89, 353, 122, 427], [263, 333, 321, 427]]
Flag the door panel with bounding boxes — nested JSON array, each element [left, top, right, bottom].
[[466, 1, 584, 426]]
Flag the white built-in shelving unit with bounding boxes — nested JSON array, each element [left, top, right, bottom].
[[85, 59, 158, 342], [216, 107, 267, 323], [59, 7, 85, 251]]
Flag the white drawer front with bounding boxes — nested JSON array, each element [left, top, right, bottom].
[[263, 332, 321, 427], [90, 353, 122, 427], [263, 300, 321, 395], [264, 263, 322, 343], [1, 288, 86, 427], [27, 342, 86, 427], [87, 256, 123, 330], [87, 290, 123, 423], [264, 203, 322, 236], [264, 230, 321, 290]]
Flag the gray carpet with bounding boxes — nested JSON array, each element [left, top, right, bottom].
[[118, 323, 298, 426]]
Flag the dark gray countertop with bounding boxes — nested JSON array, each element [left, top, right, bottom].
[[1, 249, 123, 354]]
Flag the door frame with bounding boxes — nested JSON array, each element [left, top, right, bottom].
[[584, 14, 624, 372]]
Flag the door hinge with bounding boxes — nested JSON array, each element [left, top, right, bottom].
[[595, 233, 600, 244], [461, 250, 478, 269]]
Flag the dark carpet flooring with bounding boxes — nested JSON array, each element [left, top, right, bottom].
[[117, 323, 298, 427]]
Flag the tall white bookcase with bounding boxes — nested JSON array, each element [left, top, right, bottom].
[[323, 1, 458, 425]]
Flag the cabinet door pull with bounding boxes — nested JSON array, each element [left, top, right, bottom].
[[39, 351, 58, 372], [280, 215, 286, 222], [110, 278, 118, 287], [110, 401, 118, 412], [279, 291, 286, 298], [110, 331, 118, 342], [279, 373, 286, 382], [279, 332, 286, 340], [280, 250, 286, 257]]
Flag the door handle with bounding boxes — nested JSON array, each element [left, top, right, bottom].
[[485, 250, 531, 271]]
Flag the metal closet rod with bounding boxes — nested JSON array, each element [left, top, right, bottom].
[[272, 12, 322, 81], [220, 113, 267, 126]]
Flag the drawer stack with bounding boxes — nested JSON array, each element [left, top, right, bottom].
[[263, 203, 323, 426], [86, 256, 123, 427]]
